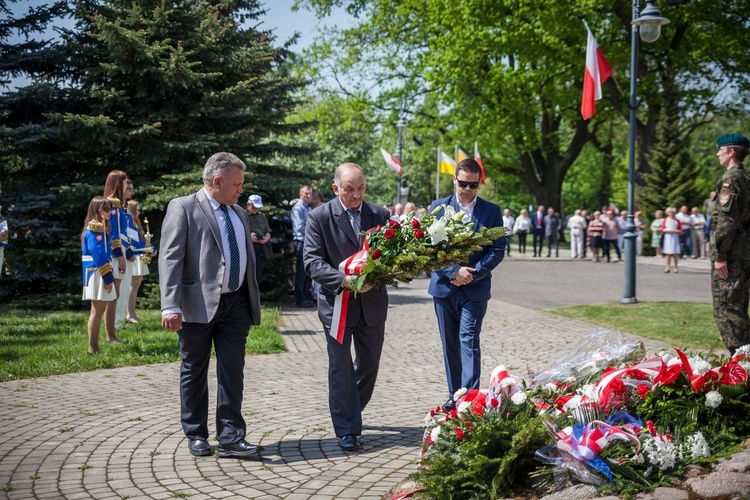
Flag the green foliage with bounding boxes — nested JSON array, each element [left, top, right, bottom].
[[414, 411, 551, 499], [0, 305, 285, 380]]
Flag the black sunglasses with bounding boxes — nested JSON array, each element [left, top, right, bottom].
[[457, 180, 480, 189]]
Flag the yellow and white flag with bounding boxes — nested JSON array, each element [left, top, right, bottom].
[[438, 149, 456, 175]]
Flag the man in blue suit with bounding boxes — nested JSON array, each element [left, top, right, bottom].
[[428, 158, 506, 411], [530, 205, 546, 257]]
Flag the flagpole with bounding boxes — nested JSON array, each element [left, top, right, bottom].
[[436, 148, 440, 201]]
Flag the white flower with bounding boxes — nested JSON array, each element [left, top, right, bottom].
[[429, 426, 441, 444], [739, 360, 750, 372], [688, 356, 712, 376], [453, 387, 468, 400], [543, 383, 558, 392], [510, 392, 527, 405], [735, 345, 750, 356], [641, 435, 677, 471], [457, 401, 472, 414], [427, 216, 449, 246], [705, 390, 723, 409], [443, 205, 456, 219], [685, 431, 710, 459]]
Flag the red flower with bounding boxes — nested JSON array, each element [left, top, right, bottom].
[[464, 420, 470, 426], [646, 420, 657, 436], [414, 229, 425, 239], [411, 218, 421, 229], [637, 384, 651, 398], [449, 409, 457, 419], [388, 219, 401, 229], [429, 409, 435, 417], [611, 378, 626, 396], [719, 361, 748, 386], [490, 398, 499, 407], [665, 433, 672, 441], [455, 428, 465, 439], [383, 228, 396, 240], [469, 426, 474, 432], [371, 248, 382, 260], [627, 368, 650, 381], [656, 364, 683, 386]]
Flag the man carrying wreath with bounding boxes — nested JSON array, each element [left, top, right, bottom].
[[428, 158, 506, 411], [303, 162, 390, 452]]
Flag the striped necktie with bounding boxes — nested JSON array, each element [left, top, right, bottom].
[[346, 209, 361, 246], [219, 205, 240, 292]]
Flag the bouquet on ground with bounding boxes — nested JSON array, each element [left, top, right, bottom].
[[413, 330, 750, 498], [348, 205, 506, 294]]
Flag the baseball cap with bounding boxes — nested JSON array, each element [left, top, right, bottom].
[[247, 194, 263, 208]]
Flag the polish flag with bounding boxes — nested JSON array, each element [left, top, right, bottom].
[[581, 22, 612, 120], [380, 147, 402, 176], [474, 142, 486, 185]]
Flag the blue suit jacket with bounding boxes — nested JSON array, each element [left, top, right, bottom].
[[427, 195, 505, 301], [531, 211, 546, 234]]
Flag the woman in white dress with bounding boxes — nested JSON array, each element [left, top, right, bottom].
[[660, 207, 682, 273], [81, 197, 116, 354], [512, 209, 532, 256]]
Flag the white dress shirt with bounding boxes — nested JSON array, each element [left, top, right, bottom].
[[204, 188, 248, 294]]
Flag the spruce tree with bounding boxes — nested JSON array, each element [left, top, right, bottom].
[[0, 0, 311, 303], [638, 76, 698, 219]]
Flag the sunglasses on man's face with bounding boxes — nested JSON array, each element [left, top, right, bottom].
[[457, 180, 480, 189]]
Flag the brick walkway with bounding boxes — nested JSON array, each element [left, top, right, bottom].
[[0, 257, 711, 499]]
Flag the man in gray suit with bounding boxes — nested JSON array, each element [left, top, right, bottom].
[[159, 152, 263, 459], [304, 163, 390, 452]]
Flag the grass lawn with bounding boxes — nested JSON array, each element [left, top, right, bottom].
[[549, 301, 723, 350], [0, 305, 285, 381]]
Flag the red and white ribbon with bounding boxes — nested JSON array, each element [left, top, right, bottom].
[[556, 421, 640, 461], [329, 248, 369, 344], [596, 357, 665, 404]]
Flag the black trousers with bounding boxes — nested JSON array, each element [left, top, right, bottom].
[[517, 230, 527, 254], [178, 286, 251, 445], [323, 319, 385, 437], [532, 229, 544, 256]]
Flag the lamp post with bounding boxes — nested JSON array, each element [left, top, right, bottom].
[[396, 116, 407, 205], [622, 0, 670, 304]]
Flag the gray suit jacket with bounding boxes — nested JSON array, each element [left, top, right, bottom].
[[304, 199, 390, 328], [159, 188, 261, 325]]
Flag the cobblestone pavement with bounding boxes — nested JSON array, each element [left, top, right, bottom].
[[0, 257, 713, 499]]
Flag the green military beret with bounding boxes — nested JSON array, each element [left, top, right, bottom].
[[716, 133, 750, 148]]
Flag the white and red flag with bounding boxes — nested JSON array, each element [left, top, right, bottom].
[[474, 142, 486, 185], [581, 21, 612, 120], [380, 147, 402, 176]]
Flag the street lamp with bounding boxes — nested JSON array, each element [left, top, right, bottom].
[[622, 0, 670, 304], [396, 116, 407, 205]]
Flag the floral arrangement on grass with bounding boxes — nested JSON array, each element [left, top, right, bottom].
[[348, 205, 506, 294], [412, 330, 750, 499]]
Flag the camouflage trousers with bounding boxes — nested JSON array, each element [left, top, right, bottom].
[[712, 259, 750, 353]]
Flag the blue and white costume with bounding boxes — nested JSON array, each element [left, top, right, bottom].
[[82, 220, 116, 301], [107, 197, 134, 280]]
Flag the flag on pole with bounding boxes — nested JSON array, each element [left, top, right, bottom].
[[438, 149, 456, 175], [379, 147, 402, 176], [474, 142, 486, 185], [455, 145, 468, 163], [581, 21, 612, 120]]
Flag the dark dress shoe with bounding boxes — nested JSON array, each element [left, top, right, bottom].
[[188, 439, 212, 457], [339, 435, 362, 451], [217, 439, 264, 458], [442, 398, 456, 411]]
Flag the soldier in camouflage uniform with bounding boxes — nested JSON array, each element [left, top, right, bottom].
[[709, 133, 750, 355]]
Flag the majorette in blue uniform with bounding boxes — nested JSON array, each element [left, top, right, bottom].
[[127, 211, 151, 276], [107, 197, 134, 279], [82, 219, 117, 301]]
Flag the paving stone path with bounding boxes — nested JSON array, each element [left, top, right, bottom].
[[0, 257, 718, 499]]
